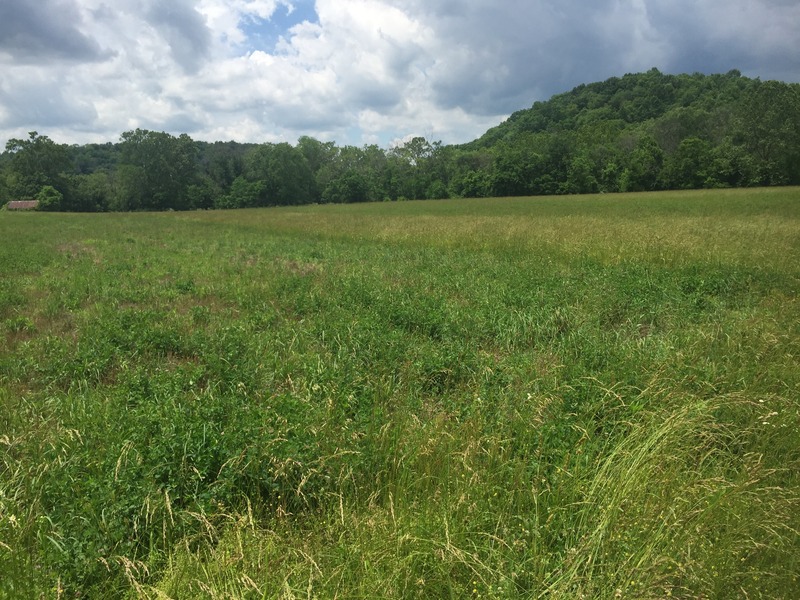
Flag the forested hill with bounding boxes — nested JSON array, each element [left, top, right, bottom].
[[471, 69, 753, 148], [1, 69, 799, 211], [460, 68, 800, 194]]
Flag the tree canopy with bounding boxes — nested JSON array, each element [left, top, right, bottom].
[[2, 70, 798, 211]]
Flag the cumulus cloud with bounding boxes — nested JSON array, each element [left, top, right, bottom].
[[145, 0, 213, 74], [0, 0, 798, 146], [0, 0, 111, 63], [644, 0, 800, 79], [413, 0, 644, 114], [0, 71, 98, 128]]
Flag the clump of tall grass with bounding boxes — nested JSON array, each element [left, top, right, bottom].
[[545, 392, 798, 598], [148, 381, 799, 599]]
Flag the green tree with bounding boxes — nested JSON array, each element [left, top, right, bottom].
[[4, 131, 70, 199], [297, 136, 338, 200], [737, 80, 800, 184], [322, 171, 370, 203], [359, 144, 392, 201], [388, 137, 440, 200], [244, 143, 314, 206], [620, 134, 664, 192], [36, 185, 63, 211], [117, 129, 198, 210], [450, 169, 491, 198], [69, 142, 120, 174], [196, 141, 251, 197], [652, 106, 712, 154], [186, 176, 218, 210], [660, 137, 712, 189], [215, 176, 264, 209], [705, 141, 754, 188], [65, 172, 112, 211], [490, 140, 542, 196], [565, 154, 599, 194], [448, 149, 492, 198]]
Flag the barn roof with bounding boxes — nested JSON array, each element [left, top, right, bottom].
[[7, 200, 39, 210]]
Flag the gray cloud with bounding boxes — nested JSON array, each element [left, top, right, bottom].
[[0, 0, 110, 63], [265, 102, 351, 132], [424, 7, 578, 110], [142, 112, 204, 134], [411, 1, 652, 114], [0, 78, 97, 128], [644, 0, 800, 80], [0, 0, 798, 147], [403, 0, 800, 116], [146, 0, 212, 74]]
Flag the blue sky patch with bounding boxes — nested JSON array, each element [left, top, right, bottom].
[[239, 1, 318, 53]]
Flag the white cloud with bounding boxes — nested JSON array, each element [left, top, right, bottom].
[[0, 0, 798, 147], [198, 0, 294, 49]]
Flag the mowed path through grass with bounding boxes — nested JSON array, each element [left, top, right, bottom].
[[1, 188, 799, 598]]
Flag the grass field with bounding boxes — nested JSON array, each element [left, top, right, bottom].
[[1, 188, 799, 598]]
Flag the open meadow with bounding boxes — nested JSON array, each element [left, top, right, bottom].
[[1, 188, 799, 598]]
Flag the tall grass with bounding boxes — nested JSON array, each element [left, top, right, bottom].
[[1, 188, 798, 598]]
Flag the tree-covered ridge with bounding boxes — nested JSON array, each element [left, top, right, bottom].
[[473, 69, 753, 145], [1, 69, 798, 211], [464, 68, 799, 193]]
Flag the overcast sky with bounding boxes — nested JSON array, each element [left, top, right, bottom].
[[1, 0, 798, 148]]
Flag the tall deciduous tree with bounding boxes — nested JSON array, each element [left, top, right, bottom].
[[659, 137, 712, 189], [4, 131, 70, 199], [244, 143, 315, 206], [737, 80, 800, 185], [297, 136, 337, 199], [117, 129, 198, 210], [323, 171, 370, 203], [36, 185, 64, 211], [389, 137, 446, 200], [620, 134, 664, 192]]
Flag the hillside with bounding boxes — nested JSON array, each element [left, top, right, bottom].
[[459, 68, 800, 194], [1, 69, 799, 211], [471, 68, 752, 147]]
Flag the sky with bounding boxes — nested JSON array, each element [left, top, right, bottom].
[[0, 0, 798, 148]]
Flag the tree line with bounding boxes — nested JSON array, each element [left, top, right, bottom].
[[1, 69, 798, 212]]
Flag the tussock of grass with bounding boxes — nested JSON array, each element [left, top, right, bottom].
[[148, 388, 798, 599], [1, 188, 799, 598]]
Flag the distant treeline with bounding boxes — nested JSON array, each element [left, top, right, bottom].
[[1, 69, 799, 211]]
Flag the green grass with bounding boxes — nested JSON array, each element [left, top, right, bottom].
[[1, 188, 799, 598]]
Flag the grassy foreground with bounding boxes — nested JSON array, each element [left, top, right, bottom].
[[1, 188, 799, 598]]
